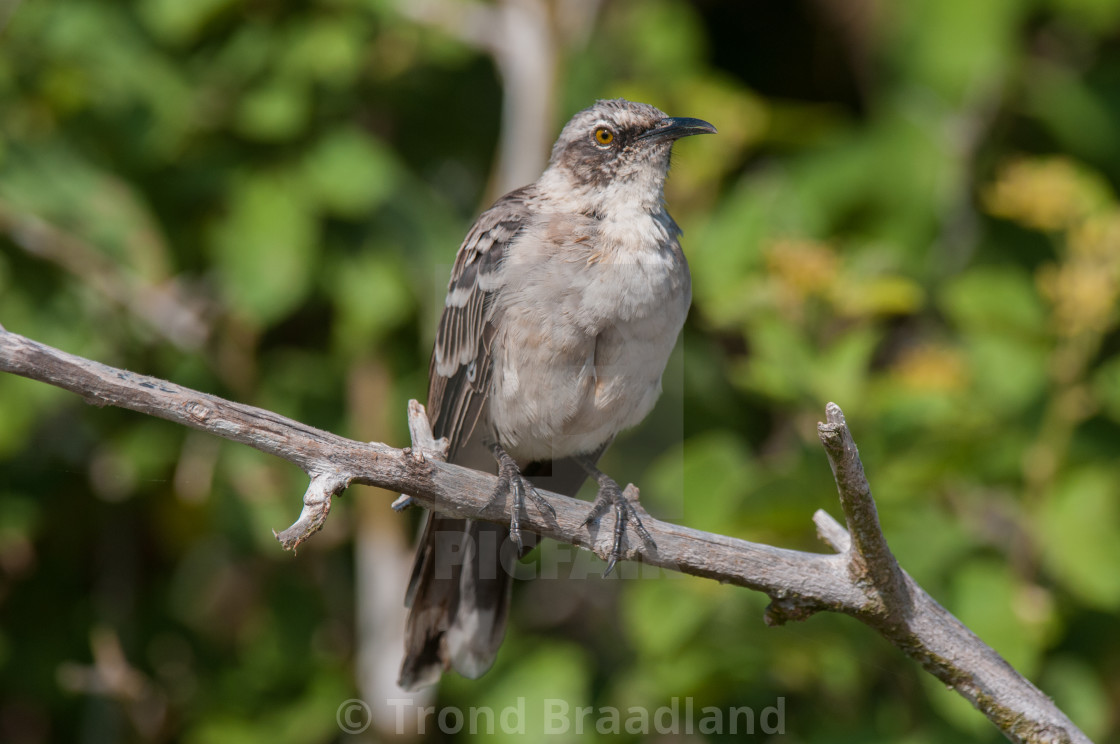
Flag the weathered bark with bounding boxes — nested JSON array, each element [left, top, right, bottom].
[[0, 328, 1090, 744]]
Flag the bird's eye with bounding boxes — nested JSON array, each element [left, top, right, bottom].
[[593, 127, 614, 146]]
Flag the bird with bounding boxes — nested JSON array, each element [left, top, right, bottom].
[[398, 98, 715, 690]]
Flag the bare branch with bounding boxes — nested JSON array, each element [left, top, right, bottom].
[[406, 398, 449, 462], [817, 402, 906, 611], [812, 509, 850, 552], [274, 471, 349, 552], [392, 399, 451, 511], [814, 408, 1085, 744], [0, 328, 1091, 744]]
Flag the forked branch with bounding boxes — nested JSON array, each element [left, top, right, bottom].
[[0, 328, 1090, 744]]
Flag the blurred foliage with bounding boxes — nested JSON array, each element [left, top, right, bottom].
[[2, 0, 1120, 742]]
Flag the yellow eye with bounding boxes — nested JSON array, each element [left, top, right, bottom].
[[594, 127, 614, 146]]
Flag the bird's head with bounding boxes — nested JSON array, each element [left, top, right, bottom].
[[540, 98, 716, 216]]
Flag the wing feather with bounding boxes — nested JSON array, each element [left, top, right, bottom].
[[428, 186, 533, 456]]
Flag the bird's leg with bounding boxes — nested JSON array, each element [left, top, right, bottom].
[[489, 443, 555, 552], [577, 458, 655, 576]]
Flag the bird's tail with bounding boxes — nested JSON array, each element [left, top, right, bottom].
[[397, 455, 600, 690], [398, 515, 518, 690]]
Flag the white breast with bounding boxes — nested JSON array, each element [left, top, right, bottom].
[[487, 208, 690, 461]]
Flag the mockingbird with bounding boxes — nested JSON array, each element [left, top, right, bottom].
[[399, 98, 715, 690]]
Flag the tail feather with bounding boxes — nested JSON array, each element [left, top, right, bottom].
[[398, 454, 602, 690]]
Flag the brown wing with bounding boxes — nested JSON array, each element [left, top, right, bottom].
[[427, 185, 533, 456], [399, 187, 534, 690]]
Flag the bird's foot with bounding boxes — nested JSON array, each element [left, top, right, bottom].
[[580, 465, 655, 576], [489, 443, 555, 552]]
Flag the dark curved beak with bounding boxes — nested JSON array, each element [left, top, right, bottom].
[[638, 116, 718, 142]]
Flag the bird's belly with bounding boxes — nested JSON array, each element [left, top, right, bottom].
[[488, 290, 688, 462]]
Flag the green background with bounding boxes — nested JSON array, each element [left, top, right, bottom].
[[2, 0, 1119, 741]]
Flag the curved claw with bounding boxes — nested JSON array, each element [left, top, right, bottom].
[[489, 443, 554, 551], [604, 500, 626, 576], [578, 464, 656, 576]]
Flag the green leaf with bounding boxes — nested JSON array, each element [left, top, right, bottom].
[[1038, 466, 1120, 609], [1091, 354, 1120, 424], [326, 248, 413, 355], [961, 332, 1048, 414], [646, 430, 752, 530], [0, 145, 171, 277], [139, 0, 240, 44], [919, 671, 992, 737], [280, 18, 366, 85], [184, 670, 351, 744], [607, 0, 705, 83], [0, 375, 67, 458], [939, 266, 1048, 336], [234, 79, 310, 142], [808, 326, 880, 411], [891, 0, 1026, 104], [884, 503, 972, 584], [939, 267, 1050, 413], [0, 492, 41, 544], [208, 172, 319, 325], [1026, 61, 1120, 164], [733, 318, 814, 402], [623, 578, 710, 658], [1043, 0, 1120, 31], [451, 644, 589, 742], [1042, 656, 1110, 741], [689, 179, 772, 327], [951, 560, 1040, 677], [300, 129, 398, 217]]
